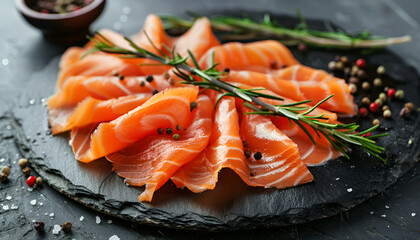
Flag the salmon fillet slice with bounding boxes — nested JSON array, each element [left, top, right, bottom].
[[106, 95, 213, 202], [198, 40, 299, 72], [269, 65, 339, 82], [238, 105, 313, 188], [49, 93, 152, 134], [225, 70, 357, 114], [72, 87, 198, 163], [171, 96, 247, 192], [48, 74, 172, 110]]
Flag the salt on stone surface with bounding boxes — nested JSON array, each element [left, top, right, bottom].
[[52, 225, 61, 234], [96, 216, 101, 224], [109, 235, 120, 240]]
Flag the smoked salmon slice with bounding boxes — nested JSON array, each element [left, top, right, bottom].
[[48, 74, 172, 110], [198, 40, 299, 72], [49, 93, 152, 134], [171, 96, 247, 192], [225, 70, 357, 115], [73, 87, 199, 163], [238, 105, 313, 188], [106, 95, 213, 202], [269, 65, 339, 82]]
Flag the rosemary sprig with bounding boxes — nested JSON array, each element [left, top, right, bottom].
[[160, 12, 411, 50], [87, 32, 388, 161]]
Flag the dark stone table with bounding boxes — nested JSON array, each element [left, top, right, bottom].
[[1, 0, 419, 239]]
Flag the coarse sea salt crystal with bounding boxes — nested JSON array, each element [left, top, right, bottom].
[[3, 205, 9, 210], [11, 205, 18, 210], [52, 225, 61, 234], [49, 213, 54, 217], [96, 216, 101, 224], [107, 220, 113, 224], [6, 196, 12, 200], [30, 199, 37, 206], [411, 213, 416, 217], [109, 235, 120, 240], [385, 205, 390, 209], [80, 216, 84, 221], [347, 188, 353, 192]]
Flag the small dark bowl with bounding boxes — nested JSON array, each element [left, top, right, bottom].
[[16, 0, 106, 44]]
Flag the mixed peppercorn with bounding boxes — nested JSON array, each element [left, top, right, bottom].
[[328, 56, 416, 121]]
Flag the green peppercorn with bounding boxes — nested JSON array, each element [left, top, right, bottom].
[[173, 134, 180, 140], [372, 119, 380, 126], [36, 177, 43, 186], [378, 92, 387, 102], [395, 89, 404, 99], [382, 105, 390, 111], [375, 98, 383, 107], [351, 66, 359, 76], [176, 124, 182, 131]]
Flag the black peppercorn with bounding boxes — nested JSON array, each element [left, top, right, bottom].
[[157, 128, 164, 135], [254, 152, 262, 160], [244, 150, 252, 158], [119, 75, 125, 81], [34, 221, 45, 233], [190, 101, 197, 111], [152, 89, 159, 95], [224, 68, 230, 73], [166, 127, 173, 135], [146, 74, 154, 82]]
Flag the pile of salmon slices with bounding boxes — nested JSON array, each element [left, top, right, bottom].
[[48, 14, 356, 202]]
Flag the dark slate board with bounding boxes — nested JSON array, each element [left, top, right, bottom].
[[10, 13, 420, 231]]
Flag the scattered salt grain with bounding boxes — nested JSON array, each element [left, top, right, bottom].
[[109, 235, 120, 240], [107, 220, 113, 224], [29, 99, 36, 105], [2, 58, 9, 66], [347, 188, 353, 192], [49, 213, 54, 217], [39, 202, 43, 206], [335, 177, 340, 181], [6, 196, 12, 200], [122, 6, 131, 15], [0, 158, 4, 162], [30, 199, 37, 206], [381, 214, 387, 218], [28, 187, 33, 192], [3, 205, 9, 210], [11, 205, 18, 210], [52, 224, 61, 234], [370, 211, 374, 215], [411, 213, 416, 217], [80, 216, 84, 221], [96, 216, 101, 224], [385, 205, 390, 209]]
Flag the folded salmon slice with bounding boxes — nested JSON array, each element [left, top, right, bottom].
[[48, 74, 172, 110], [106, 95, 213, 202], [49, 93, 152, 134], [269, 65, 339, 82], [225, 70, 357, 114], [171, 96, 247, 192], [238, 105, 313, 188], [73, 87, 198, 163], [198, 40, 299, 72]]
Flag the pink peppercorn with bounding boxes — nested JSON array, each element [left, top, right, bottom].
[[359, 107, 368, 117], [387, 88, 396, 98], [26, 176, 36, 187], [356, 58, 366, 68], [369, 102, 379, 112]]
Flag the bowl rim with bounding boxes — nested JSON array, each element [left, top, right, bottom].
[[15, 0, 105, 20]]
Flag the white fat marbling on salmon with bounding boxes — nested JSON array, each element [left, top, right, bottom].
[[254, 122, 289, 142]]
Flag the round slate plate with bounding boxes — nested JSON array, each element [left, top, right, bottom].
[[11, 12, 420, 231]]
